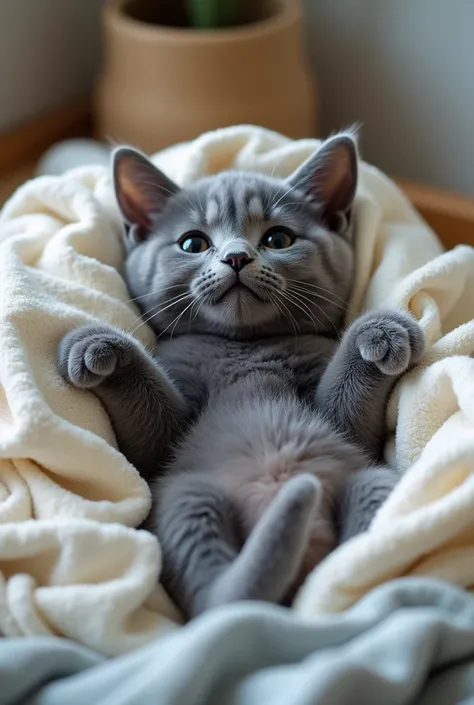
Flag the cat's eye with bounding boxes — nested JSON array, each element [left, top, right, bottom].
[[179, 232, 210, 254], [261, 228, 295, 250]]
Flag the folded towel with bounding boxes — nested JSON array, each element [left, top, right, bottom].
[[0, 125, 473, 653], [0, 171, 180, 654]]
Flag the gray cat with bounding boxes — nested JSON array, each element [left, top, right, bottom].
[[58, 134, 424, 619]]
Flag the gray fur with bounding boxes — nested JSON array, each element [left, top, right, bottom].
[[58, 134, 424, 619]]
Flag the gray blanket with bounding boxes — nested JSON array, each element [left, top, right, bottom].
[[3, 578, 474, 705]]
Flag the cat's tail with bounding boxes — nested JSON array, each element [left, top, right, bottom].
[[205, 474, 321, 611]]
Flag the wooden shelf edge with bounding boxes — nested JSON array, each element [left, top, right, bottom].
[[0, 98, 92, 177], [396, 177, 474, 248], [397, 177, 474, 222]]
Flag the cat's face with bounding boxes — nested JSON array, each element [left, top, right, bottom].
[[113, 135, 358, 339]]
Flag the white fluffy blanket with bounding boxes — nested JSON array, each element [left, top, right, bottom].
[[0, 125, 473, 654]]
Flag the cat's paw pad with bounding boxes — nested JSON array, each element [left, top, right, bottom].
[[58, 325, 137, 389], [354, 311, 424, 376]]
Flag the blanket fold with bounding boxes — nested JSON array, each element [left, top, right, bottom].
[[3, 579, 474, 705], [0, 125, 473, 653]]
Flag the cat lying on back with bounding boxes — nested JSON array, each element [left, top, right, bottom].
[[58, 134, 424, 619]]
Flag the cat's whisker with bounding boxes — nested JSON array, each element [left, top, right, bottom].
[[188, 298, 206, 328], [281, 288, 315, 319], [262, 160, 286, 211], [169, 305, 192, 340], [272, 173, 311, 210], [271, 290, 299, 337], [188, 300, 199, 328], [124, 284, 184, 305], [194, 295, 208, 321], [266, 282, 331, 334], [288, 286, 338, 335], [287, 287, 339, 335], [266, 292, 282, 322], [139, 179, 176, 199], [288, 284, 347, 313], [276, 303, 298, 337], [139, 179, 196, 215], [268, 293, 293, 337], [130, 293, 193, 334], [127, 292, 190, 333], [274, 201, 306, 210], [311, 300, 340, 335], [281, 289, 321, 332], [188, 293, 207, 327], [286, 279, 348, 307], [287, 286, 328, 318], [272, 183, 299, 211], [267, 284, 312, 324], [146, 290, 192, 311], [269, 155, 285, 179], [128, 291, 191, 331], [286, 278, 348, 302], [289, 288, 347, 313], [191, 299, 204, 322], [286, 285, 343, 334], [159, 295, 204, 340]]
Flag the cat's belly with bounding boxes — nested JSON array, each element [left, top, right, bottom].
[[170, 392, 367, 533]]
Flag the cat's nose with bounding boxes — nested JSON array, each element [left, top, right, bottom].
[[222, 252, 253, 273]]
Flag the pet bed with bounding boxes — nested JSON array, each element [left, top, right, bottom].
[[1, 125, 474, 703]]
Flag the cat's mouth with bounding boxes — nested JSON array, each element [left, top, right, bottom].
[[216, 280, 258, 303], [217, 282, 261, 303]]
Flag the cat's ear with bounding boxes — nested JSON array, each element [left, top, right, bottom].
[[287, 133, 358, 232], [112, 147, 180, 242]]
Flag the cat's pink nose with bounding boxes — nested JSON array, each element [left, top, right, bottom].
[[222, 252, 253, 273]]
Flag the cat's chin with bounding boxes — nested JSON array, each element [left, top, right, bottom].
[[200, 290, 276, 332]]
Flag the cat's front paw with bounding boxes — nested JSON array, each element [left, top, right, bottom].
[[351, 311, 424, 376], [58, 325, 140, 389]]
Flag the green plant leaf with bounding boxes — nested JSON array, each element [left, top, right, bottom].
[[186, 0, 239, 29]]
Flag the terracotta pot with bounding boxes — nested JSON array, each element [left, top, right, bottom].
[[95, 0, 317, 153]]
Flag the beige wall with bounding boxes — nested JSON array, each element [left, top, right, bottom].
[[0, 1, 473, 196], [0, 0, 102, 131], [303, 0, 474, 196]]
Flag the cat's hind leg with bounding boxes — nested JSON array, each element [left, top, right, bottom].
[[153, 473, 240, 619], [206, 474, 321, 612], [153, 472, 320, 619]]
